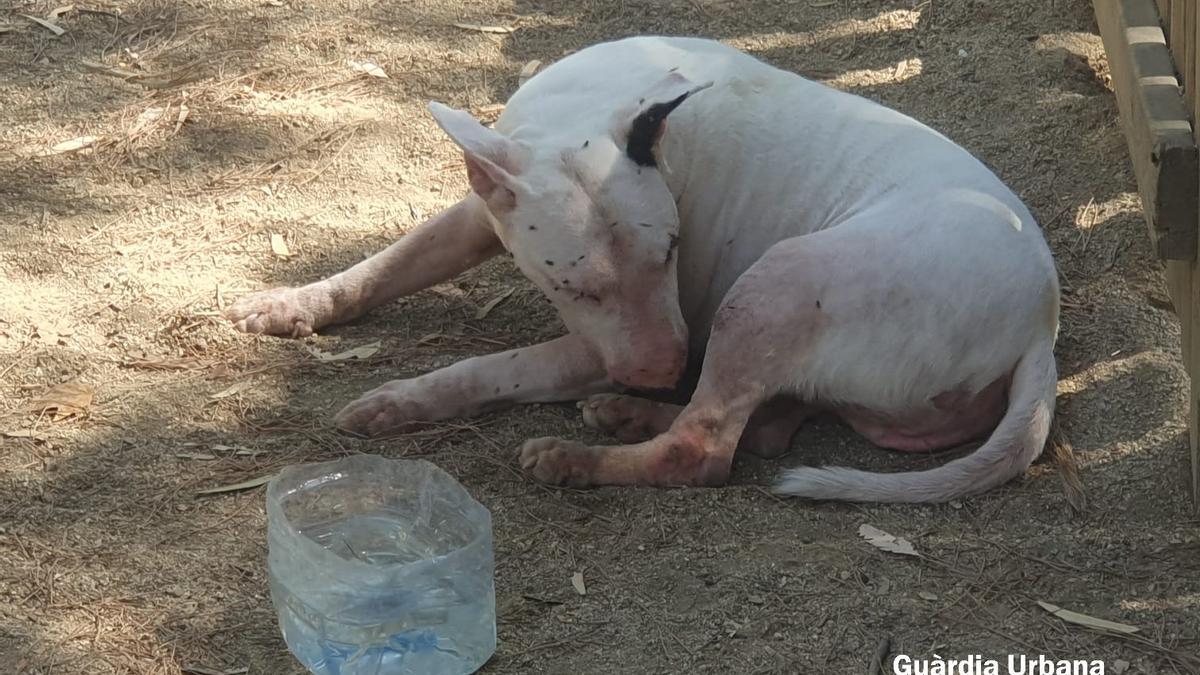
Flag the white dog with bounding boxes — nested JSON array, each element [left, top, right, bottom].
[[225, 36, 1059, 503]]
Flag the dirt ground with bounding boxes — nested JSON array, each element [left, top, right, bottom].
[[2, 0, 1199, 673]]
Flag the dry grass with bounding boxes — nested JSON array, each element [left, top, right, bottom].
[[2, 0, 1199, 673]]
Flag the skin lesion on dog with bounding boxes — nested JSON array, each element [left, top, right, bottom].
[[665, 233, 680, 265]]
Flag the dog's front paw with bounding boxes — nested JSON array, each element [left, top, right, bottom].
[[334, 383, 434, 437], [225, 287, 327, 338], [518, 437, 600, 487]]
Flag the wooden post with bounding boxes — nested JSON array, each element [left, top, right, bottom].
[[1094, 0, 1200, 509]]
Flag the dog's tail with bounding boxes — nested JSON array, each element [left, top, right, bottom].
[[773, 339, 1056, 503]]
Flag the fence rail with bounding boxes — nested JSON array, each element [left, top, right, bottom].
[[1095, 0, 1200, 507]]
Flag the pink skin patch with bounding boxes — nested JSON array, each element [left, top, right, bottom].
[[837, 376, 1010, 452]]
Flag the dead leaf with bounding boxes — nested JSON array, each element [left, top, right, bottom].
[[475, 288, 514, 320], [305, 341, 381, 362], [124, 355, 202, 371], [474, 103, 505, 122], [196, 473, 275, 495], [415, 332, 448, 346], [183, 666, 249, 675], [174, 104, 190, 134], [4, 430, 48, 442], [29, 381, 94, 417], [858, 524, 918, 557], [570, 571, 586, 596], [34, 321, 72, 344], [176, 452, 217, 461], [452, 22, 513, 34], [518, 59, 541, 86], [348, 59, 387, 78], [21, 14, 65, 35], [431, 283, 466, 299], [80, 59, 140, 79], [42, 135, 100, 155], [210, 381, 252, 400], [48, 5, 74, 19], [269, 233, 290, 257], [1036, 601, 1140, 635], [131, 106, 165, 133]]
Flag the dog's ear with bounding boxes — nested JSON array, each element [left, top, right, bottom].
[[429, 102, 531, 204], [620, 71, 713, 168]]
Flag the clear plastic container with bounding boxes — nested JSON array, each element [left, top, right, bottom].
[[266, 455, 496, 675]]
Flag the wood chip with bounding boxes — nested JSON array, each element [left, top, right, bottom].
[[452, 22, 513, 34], [570, 571, 586, 596], [21, 14, 65, 35], [269, 233, 290, 257], [305, 341, 381, 361], [28, 381, 94, 417], [196, 473, 275, 495], [48, 5, 75, 19], [475, 288, 514, 320], [858, 524, 918, 557], [0, 23, 15, 33], [1036, 601, 1140, 635]]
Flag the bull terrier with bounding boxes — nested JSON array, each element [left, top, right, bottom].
[[225, 36, 1059, 503]]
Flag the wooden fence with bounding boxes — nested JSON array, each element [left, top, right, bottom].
[[1095, 0, 1200, 507]]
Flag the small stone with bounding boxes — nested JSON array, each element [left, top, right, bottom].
[[747, 594, 764, 605], [1111, 660, 1130, 674], [957, 48, 969, 58]]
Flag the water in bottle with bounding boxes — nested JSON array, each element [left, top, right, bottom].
[[266, 455, 496, 675]]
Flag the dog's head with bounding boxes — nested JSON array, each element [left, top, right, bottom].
[[429, 72, 710, 390]]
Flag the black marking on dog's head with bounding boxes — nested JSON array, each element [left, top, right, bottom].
[[626, 91, 694, 167]]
